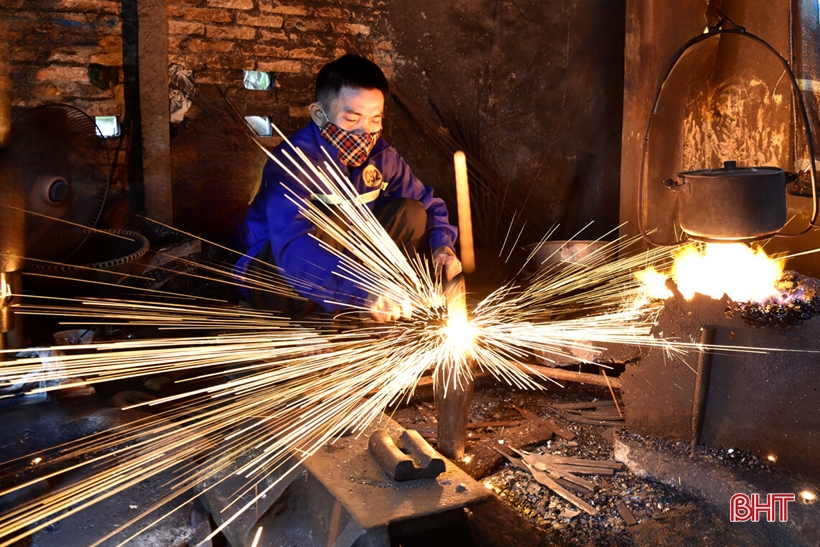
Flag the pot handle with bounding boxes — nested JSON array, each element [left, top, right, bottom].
[[785, 171, 798, 184], [664, 178, 690, 194]]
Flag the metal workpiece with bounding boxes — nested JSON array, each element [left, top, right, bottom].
[[435, 366, 474, 461], [201, 415, 491, 547], [690, 326, 716, 448], [436, 272, 474, 461], [368, 428, 445, 481]]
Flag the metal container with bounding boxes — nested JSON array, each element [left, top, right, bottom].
[[668, 160, 787, 241]]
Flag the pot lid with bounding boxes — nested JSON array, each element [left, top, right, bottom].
[[679, 160, 783, 177]]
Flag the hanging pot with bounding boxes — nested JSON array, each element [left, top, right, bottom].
[[637, 24, 819, 246], [666, 160, 791, 241]]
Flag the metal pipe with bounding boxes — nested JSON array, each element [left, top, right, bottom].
[[0, 12, 10, 148], [0, 11, 23, 360], [691, 327, 717, 448]]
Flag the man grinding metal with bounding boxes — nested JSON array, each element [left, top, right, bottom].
[[236, 54, 462, 321]]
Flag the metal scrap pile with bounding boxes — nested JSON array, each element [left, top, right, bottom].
[[731, 270, 820, 327]]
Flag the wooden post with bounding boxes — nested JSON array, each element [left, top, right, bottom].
[[138, 0, 173, 224]]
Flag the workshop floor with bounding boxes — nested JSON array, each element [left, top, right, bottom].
[[390, 381, 805, 547], [4, 360, 814, 546]]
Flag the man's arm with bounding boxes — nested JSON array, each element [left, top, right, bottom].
[[263, 160, 371, 313], [378, 150, 462, 280]]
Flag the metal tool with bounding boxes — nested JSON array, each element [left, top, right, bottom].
[[368, 428, 445, 481], [435, 273, 474, 460]]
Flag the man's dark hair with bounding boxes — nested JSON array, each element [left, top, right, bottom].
[[315, 54, 390, 105]]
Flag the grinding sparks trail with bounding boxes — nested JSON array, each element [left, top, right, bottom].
[[0, 132, 688, 546]]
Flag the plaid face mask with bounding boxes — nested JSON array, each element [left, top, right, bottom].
[[319, 120, 381, 168]]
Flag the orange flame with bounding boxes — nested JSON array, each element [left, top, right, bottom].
[[639, 243, 785, 303]]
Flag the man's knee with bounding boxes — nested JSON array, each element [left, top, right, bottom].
[[375, 197, 427, 253], [395, 198, 426, 234]]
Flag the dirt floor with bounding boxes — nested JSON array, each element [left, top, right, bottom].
[[391, 380, 777, 547]]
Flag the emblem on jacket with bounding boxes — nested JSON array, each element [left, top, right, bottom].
[[362, 165, 384, 188]]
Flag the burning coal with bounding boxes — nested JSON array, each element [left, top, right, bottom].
[[637, 242, 820, 327]]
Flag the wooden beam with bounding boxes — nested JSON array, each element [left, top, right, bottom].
[[137, 0, 173, 224]]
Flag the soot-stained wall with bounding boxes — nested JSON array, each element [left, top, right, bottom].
[[384, 0, 626, 248]]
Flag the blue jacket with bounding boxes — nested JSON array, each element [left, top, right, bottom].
[[237, 123, 458, 312]]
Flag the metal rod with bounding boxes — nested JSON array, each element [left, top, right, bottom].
[[513, 361, 622, 389], [434, 361, 474, 461], [691, 327, 717, 448]]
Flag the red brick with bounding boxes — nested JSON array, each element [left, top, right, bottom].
[[256, 59, 301, 73], [20, 83, 61, 101], [168, 35, 185, 52], [196, 67, 249, 83], [288, 47, 325, 60], [167, 5, 184, 16], [259, 1, 307, 15], [205, 55, 255, 70], [205, 25, 256, 40], [259, 29, 288, 41], [57, 0, 121, 14], [312, 7, 347, 18], [288, 105, 309, 118], [9, 49, 45, 63], [169, 20, 206, 35], [170, 53, 206, 70], [90, 51, 123, 65], [236, 13, 284, 28], [331, 22, 370, 35], [283, 18, 328, 32], [72, 98, 123, 117], [35, 65, 88, 83], [62, 81, 116, 100], [187, 39, 235, 53], [48, 48, 92, 64], [182, 7, 233, 23], [98, 35, 122, 48], [206, 0, 253, 8], [252, 44, 287, 57]]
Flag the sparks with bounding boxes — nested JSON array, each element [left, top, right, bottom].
[[0, 130, 751, 546]]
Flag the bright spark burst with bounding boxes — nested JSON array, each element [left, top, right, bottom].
[[0, 131, 707, 546]]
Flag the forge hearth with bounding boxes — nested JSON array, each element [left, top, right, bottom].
[[619, 284, 820, 479]]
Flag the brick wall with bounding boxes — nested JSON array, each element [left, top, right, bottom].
[[4, 0, 397, 239], [6, 0, 124, 117], [5, 0, 395, 127], [167, 0, 394, 131]]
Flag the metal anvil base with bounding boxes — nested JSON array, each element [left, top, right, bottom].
[[199, 414, 491, 547]]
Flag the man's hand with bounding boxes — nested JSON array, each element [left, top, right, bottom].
[[365, 291, 412, 323], [433, 246, 463, 281]]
